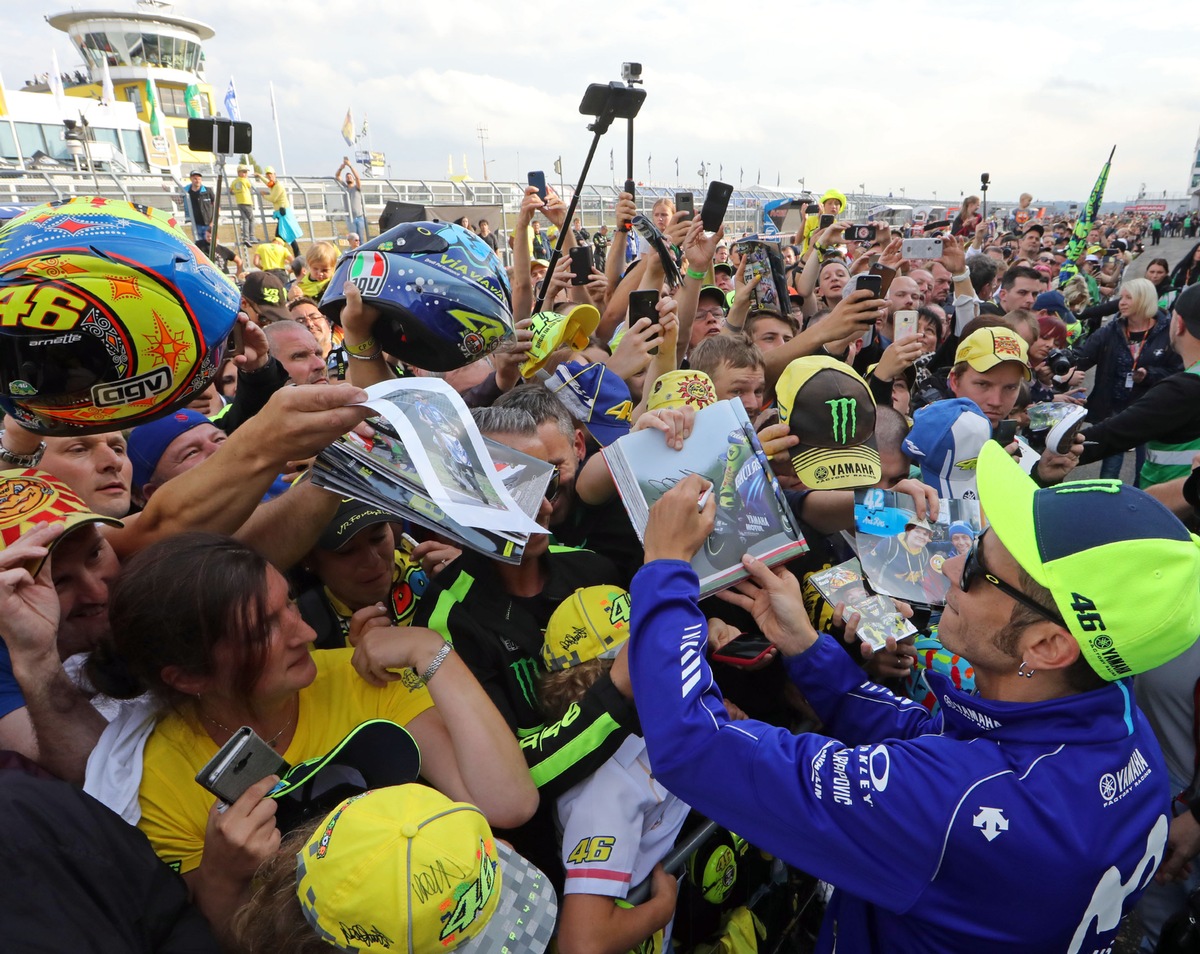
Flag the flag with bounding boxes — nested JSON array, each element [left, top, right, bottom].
[[184, 83, 203, 119], [1060, 146, 1115, 283], [776, 172, 780, 187], [609, 148, 613, 171], [675, 157, 679, 176], [341, 108, 355, 147], [756, 169, 761, 185], [740, 167, 744, 185], [48, 51, 66, 115], [99, 59, 114, 107], [223, 78, 241, 120], [144, 79, 161, 136], [269, 81, 279, 123], [360, 116, 368, 138], [554, 156, 562, 175]]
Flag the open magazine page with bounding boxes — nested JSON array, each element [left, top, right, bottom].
[[485, 437, 556, 520], [806, 558, 917, 653], [311, 446, 527, 563], [853, 490, 983, 607], [362, 378, 543, 534], [604, 399, 807, 596]]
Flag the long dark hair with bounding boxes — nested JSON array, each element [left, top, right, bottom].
[[88, 533, 273, 712]]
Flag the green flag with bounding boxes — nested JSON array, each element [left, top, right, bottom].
[[145, 80, 161, 137], [185, 83, 203, 119], [1059, 146, 1115, 284]]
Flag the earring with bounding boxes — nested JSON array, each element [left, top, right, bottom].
[[1018, 661, 1035, 678]]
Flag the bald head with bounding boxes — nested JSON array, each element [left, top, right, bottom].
[[887, 276, 921, 316]]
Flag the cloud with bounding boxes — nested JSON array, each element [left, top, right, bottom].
[[6, 0, 1200, 203]]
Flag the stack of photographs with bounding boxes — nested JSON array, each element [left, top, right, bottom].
[[311, 379, 553, 564], [806, 558, 917, 653]]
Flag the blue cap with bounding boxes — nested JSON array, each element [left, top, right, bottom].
[[902, 398, 992, 500], [128, 409, 211, 489], [948, 521, 974, 538], [1033, 290, 1071, 322], [545, 361, 633, 447]]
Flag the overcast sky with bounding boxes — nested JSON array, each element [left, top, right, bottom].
[[8, 0, 1200, 204]]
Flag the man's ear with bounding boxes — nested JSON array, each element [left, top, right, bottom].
[[1022, 623, 1080, 673], [573, 427, 587, 463]]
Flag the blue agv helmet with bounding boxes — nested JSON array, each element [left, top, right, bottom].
[[320, 222, 512, 371], [0, 196, 239, 435]]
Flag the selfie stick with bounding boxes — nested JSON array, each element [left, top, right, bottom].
[[980, 173, 990, 225], [625, 818, 721, 906], [534, 80, 645, 314]]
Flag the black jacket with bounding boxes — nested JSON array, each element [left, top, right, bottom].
[[1069, 311, 1182, 422]]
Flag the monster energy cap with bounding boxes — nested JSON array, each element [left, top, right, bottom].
[[977, 441, 1200, 681], [776, 355, 880, 490]]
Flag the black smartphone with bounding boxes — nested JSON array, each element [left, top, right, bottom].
[[224, 319, 245, 358], [700, 181, 733, 232], [624, 177, 636, 198], [819, 213, 836, 230], [527, 170, 548, 201], [845, 224, 878, 243], [711, 633, 775, 667], [846, 273, 883, 299], [195, 726, 287, 805], [675, 192, 695, 220], [628, 289, 660, 355], [569, 246, 593, 286], [993, 420, 1018, 445]]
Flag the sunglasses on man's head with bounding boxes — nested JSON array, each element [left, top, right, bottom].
[[960, 529, 1066, 628]]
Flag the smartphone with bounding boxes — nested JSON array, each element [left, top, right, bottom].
[[711, 633, 775, 667], [224, 319, 245, 359], [735, 240, 788, 315], [700, 181, 733, 232], [819, 213, 836, 230], [527, 170, 548, 201], [894, 310, 919, 340], [629, 289, 660, 355], [843, 273, 882, 300], [922, 219, 952, 233], [569, 246, 593, 286], [675, 192, 694, 220], [992, 420, 1018, 446], [901, 238, 943, 260], [845, 224, 878, 243], [195, 726, 288, 805], [868, 262, 896, 298]]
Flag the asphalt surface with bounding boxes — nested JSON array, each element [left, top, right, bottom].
[[1069, 234, 1195, 484]]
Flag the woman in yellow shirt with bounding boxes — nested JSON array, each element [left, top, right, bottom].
[[256, 166, 301, 256], [101, 532, 536, 932]]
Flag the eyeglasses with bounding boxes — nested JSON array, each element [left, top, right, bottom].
[[543, 469, 561, 502], [960, 529, 1066, 627]]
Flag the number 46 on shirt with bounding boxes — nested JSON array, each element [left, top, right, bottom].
[[567, 835, 616, 864]]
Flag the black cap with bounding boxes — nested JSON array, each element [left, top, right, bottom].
[[317, 497, 394, 550], [1175, 285, 1200, 339]]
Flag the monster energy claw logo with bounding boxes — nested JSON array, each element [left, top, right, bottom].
[[511, 657, 540, 708], [826, 398, 857, 444]]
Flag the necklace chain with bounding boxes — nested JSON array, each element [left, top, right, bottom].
[[201, 702, 296, 749]]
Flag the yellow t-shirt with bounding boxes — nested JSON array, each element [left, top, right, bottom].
[[254, 239, 291, 271], [296, 274, 330, 300], [136, 648, 433, 873], [265, 179, 288, 211], [229, 176, 254, 206]]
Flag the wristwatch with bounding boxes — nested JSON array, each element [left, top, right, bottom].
[[0, 429, 46, 468]]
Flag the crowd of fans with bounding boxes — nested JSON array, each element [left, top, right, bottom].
[[3, 178, 1200, 954]]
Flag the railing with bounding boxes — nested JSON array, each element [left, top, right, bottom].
[[0, 167, 1030, 253]]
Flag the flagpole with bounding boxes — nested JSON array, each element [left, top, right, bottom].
[[269, 81, 287, 176]]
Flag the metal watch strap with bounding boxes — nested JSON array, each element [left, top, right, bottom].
[[421, 642, 453, 683], [0, 430, 46, 469]]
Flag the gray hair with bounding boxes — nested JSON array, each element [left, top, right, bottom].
[[494, 385, 576, 440], [470, 406, 537, 439]]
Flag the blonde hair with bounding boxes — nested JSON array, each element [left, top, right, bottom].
[[1121, 278, 1159, 323], [538, 658, 611, 723], [305, 241, 339, 270], [230, 821, 328, 953]]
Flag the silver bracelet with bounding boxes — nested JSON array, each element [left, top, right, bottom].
[[0, 429, 46, 469], [421, 642, 453, 683]]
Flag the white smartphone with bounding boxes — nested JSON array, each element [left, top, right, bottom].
[[894, 310, 919, 340], [901, 238, 942, 260]]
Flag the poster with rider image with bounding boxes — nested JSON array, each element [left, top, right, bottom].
[[853, 489, 983, 608], [603, 399, 807, 596], [362, 378, 544, 535]]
